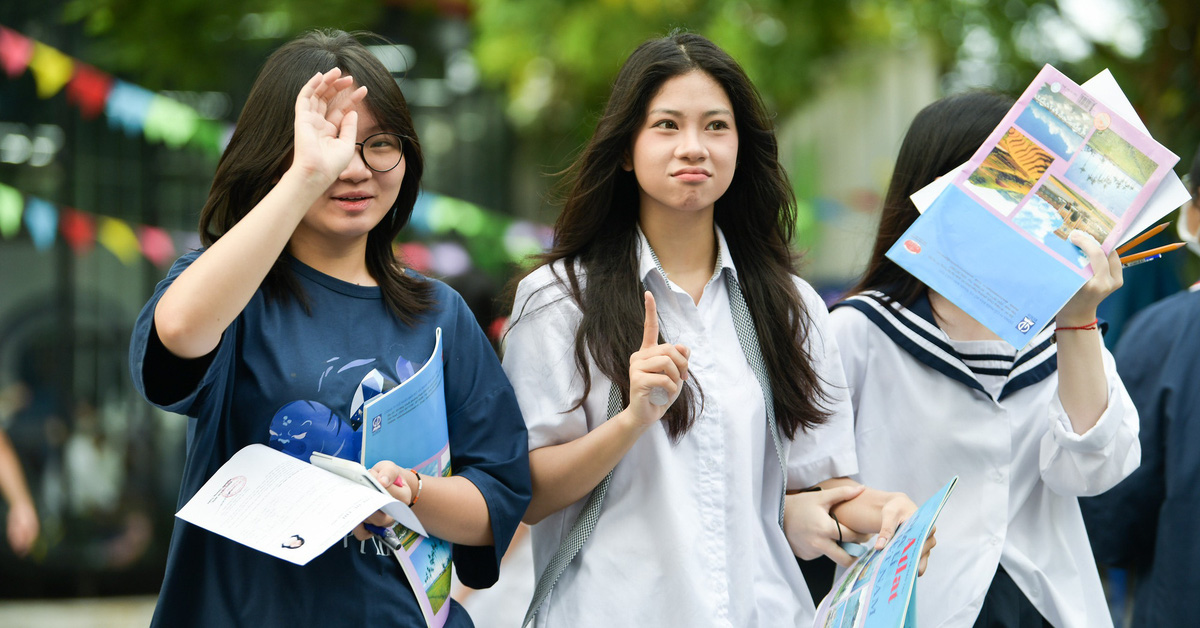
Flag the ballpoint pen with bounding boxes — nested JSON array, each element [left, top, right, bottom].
[[1120, 242, 1186, 267], [1121, 254, 1161, 268], [363, 523, 402, 552]]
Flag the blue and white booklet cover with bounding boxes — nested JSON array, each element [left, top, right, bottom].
[[888, 64, 1179, 347], [360, 327, 452, 628]]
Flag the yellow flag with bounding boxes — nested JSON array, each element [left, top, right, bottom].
[[97, 216, 141, 265], [29, 42, 74, 99]]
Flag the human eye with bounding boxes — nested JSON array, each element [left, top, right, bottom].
[[651, 119, 678, 130], [367, 134, 402, 151], [707, 120, 731, 131]]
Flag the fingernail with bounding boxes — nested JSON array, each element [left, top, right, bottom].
[[393, 475, 405, 487]]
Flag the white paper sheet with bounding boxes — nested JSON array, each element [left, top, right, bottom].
[[177, 444, 416, 566]]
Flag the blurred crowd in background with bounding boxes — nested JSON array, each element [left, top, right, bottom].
[[0, 1, 1197, 625]]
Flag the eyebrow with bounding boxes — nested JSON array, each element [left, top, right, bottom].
[[648, 108, 733, 117]]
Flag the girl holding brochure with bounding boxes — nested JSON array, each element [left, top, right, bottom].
[[830, 92, 1139, 628], [502, 31, 924, 627], [129, 30, 530, 627]]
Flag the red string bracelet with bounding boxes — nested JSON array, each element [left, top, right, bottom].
[[1055, 318, 1098, 332]]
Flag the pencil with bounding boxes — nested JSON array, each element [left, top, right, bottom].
[[1118, 241, 1186, 264], [1116, 222, 1170, 255]]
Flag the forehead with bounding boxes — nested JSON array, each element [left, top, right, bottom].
[[352, 101, 380, 132], [647, 70, 733, 112]]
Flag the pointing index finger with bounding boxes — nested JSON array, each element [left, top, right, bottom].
[[641, 291, 659, 350]]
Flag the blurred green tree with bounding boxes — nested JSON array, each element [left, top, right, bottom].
[[59, 0, 384, 93], [471, 0, 1198, 168]]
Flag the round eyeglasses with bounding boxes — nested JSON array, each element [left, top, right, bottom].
[[354, 132, 408, 173]]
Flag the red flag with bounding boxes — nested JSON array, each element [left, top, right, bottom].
[[59, 207, 96, 255], [66, 63, 114, 119]]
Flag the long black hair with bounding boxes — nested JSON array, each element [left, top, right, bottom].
[[853, 91, 1014, 304], [199, 29, 432, 323], [510, 31, 831, 441]]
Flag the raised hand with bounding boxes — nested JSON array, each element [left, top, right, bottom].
[[626, 291, 690, 426], [1059, 230, 1123, 326], [291, 68, 368, 186]]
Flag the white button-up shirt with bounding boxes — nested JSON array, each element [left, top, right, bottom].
[[502, 228, 857, 627], [829, 291, 1140, 628]]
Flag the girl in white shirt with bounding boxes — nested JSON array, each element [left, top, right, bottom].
[[503, 31, 921, 628], [829, 91, 1140, 627]]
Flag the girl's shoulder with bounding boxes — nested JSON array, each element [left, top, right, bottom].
[[786, 273, 830, 313], [515, 260, 585, 306]]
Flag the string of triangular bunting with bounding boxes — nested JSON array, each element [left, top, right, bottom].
[[0, 24, 232, 159], [0, 180, 189, 267], [0, 179, 554, 276]]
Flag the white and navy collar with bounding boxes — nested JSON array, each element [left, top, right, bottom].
[[832, 289, 1060, 401]]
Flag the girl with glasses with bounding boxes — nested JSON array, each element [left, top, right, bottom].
[[129, 29, 530, 627]]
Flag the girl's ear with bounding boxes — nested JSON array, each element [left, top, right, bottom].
[[621, 151, 633, 172]]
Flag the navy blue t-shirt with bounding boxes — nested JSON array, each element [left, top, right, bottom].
[[130, 251, 531, 627]]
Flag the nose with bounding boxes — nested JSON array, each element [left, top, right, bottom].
[[675, 129, 706, 161], [339, 146, 372, 181]]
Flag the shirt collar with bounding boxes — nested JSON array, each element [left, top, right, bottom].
[[636, 224, 735, 289], [833, 286, 1060, 402]]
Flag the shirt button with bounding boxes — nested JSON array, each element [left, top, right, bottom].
[[993, 471, 1005, 483], [990, 536, 1001, 546]]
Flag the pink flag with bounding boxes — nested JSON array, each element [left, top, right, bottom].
[[138, 225, 176, 267], [0, 26, 33, 78]]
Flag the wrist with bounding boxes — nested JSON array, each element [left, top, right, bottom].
[[278, 166, 333, 198], [614, 407, 655, 438], [1055, 308, 1098, 329], [406, 469, 423, 508]]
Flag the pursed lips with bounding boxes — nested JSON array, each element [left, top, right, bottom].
[[671, 167, 711, 182]]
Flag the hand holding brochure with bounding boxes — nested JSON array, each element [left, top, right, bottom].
[[889, 64, 1179, 347], [812, 477, 957, 628]]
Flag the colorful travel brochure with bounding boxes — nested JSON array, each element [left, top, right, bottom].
[[812, 477, 956, 628], [360, 327, 452, 628], [910, 70, 1191, 248], [888, 64, 1180, 347]]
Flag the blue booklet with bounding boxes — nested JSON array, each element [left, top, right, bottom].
[[812, 477, 957, 628], [888, 65, 1178, 347], [360, 327, 451, 628]]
